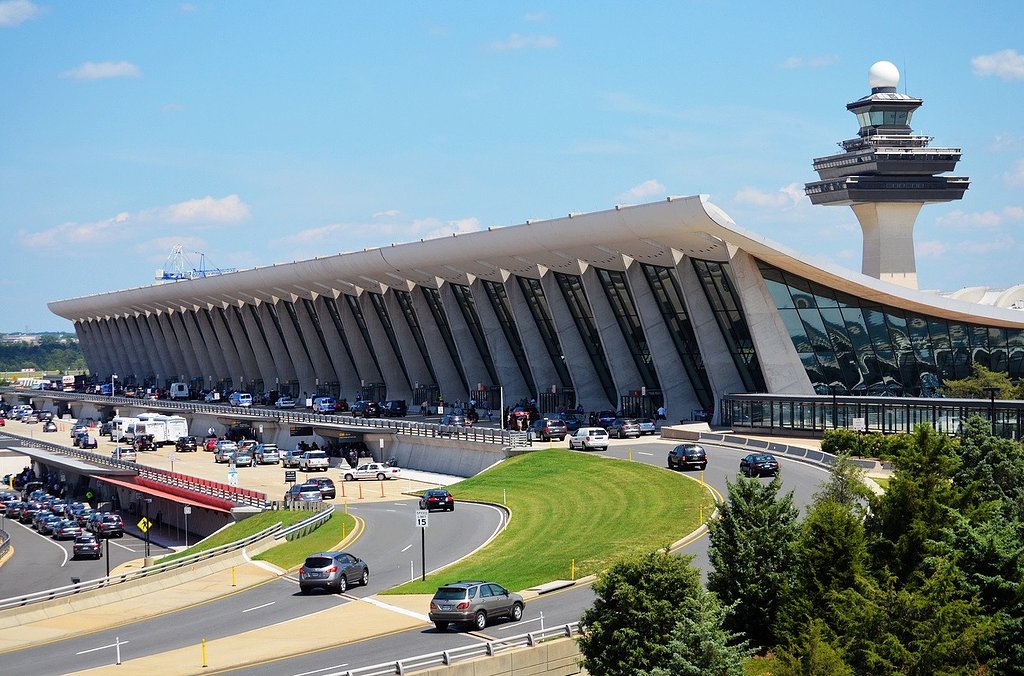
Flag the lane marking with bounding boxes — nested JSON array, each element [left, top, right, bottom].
[[358, 596, 431, 622], [291, 663, 350, 676], [400, 544, 412, 553], [76, 639, 129, 655], [242, 601, 276, 613]]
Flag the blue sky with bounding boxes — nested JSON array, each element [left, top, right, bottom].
[[2, 1, 1023, 333]]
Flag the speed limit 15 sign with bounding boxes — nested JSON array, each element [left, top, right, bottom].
[[415, 509, 429, 528]]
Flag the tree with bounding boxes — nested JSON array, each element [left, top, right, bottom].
[[707, 476, 800, 651], [768, 618, 855, 676], [578, 550, 729, 675], [642, 592, 752, 676], [941, 363, 1019, 399]]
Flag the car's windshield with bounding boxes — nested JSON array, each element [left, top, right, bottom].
[[304, 556, 333, 568], [433, 587, 467, 601]]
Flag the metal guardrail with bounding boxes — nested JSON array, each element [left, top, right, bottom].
[[2, 388, 516, 446], [0, 529, 9, 561], [338, 622, 581, 675], [274, 505, 334, 540], [3, 433, 269, 508], [0, 522, 282, 612]]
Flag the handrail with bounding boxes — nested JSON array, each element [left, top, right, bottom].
[[0, 522, 282, 612], [338, 622, 581, 675], [274, 505, 334, 540], [1, 388, 515, 445], [0, 530, 10, 561]]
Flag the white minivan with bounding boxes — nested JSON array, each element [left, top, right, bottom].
[[229, 392, 253, 407], [168, 382, 189, 400], [567, 427, 610, 451]]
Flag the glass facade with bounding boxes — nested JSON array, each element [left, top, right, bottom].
[[421, 286, 470, 392], [553, 271, 617, 405], [344, 294, 386, 384], [757, 260, 1024, 396], [321, 297, 359, 380], [640, 263, 713, 409], [394, 290, 438, 387], [450, 283, 500, 387], [481, 279, 536, 397], [692, 260, 767, 392], [368, 292, 411, 388], [516, 277, 572, 389]]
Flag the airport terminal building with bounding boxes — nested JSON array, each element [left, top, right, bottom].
[[48, 63, 1024, 424]]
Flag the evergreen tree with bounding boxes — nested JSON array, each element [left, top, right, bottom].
[[577, 550, 710, 675], [707, 476, 800, 651], [642, 592, 752, 676], [768, 618, 855, 676]]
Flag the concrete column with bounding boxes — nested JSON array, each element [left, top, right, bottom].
[[76, 320, 111, 377], [853, 202, 924, 289], [143, 314, 178, 384], [215, 307, 261, 388], [115, 316, 151, 381], [270, 299, 317, 396], [470, 278, 529, 397], [436, 284, 480, 402], [179, 311, 219, 386], [196, 308, 234, 384], [165, 311, 203, 382], [339, 294, 384, 388], [313, 295, 361, 395], [294, 297, 344, 395], [251, 303, 297, 390], [506, 275, 565, 394], [153, 313, 188, 381], [356, 293, 410, 399], [410, 288, 461, 397], [580, 267, 640, 407], [382, 291, 427, 401]]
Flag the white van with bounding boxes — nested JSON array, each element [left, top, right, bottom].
[[169, 382, 189, 400], [312, 396, 336, 413], [164, 415, 189, 441], [229, 392, 253, 407], [126, 420, 168, 446], [110, 416, 140, 442]]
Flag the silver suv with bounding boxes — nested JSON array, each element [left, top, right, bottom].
[[428, 580, 525, 632], [298, 551, 369, 594]]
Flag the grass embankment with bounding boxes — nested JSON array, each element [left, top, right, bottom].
[[388, 449, 711, 594], [159, 509, 356, 570]]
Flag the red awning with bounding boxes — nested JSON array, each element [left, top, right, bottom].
[[92, 475, 233, 513]]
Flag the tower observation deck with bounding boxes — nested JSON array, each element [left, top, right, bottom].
[[804, 60, 969, 289]]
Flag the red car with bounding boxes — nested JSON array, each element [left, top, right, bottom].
[[204, 436, 219, 451]]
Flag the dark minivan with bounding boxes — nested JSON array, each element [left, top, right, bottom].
[[667, 444, 707, 471]]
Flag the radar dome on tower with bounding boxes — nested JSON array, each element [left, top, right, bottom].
[[869, 61, 900, 89]]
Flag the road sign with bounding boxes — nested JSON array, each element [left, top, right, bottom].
[[415, 509, 429, 528], [285, 470, 297, 483], [137, 517, 152, 533], [183, 506, 191, 515], [851, 417, 867, 432], [228, 468, 238, 487]]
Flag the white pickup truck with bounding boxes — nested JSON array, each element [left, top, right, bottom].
[[341, 462, 402, 481]]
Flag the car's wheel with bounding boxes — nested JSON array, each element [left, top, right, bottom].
[[473, 610, 487, 631], [376, 473, 385, 480], [300, 587, 310, 595], [337, 576, 348, 593], [448, 504, 454, 511], [360, 569, 369, 586], [434, 621, 448, 631], [344, 473, 354, 481], [509, 602, 524, 622], [700, 462, 707, 470]]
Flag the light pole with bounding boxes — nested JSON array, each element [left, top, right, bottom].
[[142, 497, 153, 559], [983, 386, 999, 436], [111, 373, 117, 397]]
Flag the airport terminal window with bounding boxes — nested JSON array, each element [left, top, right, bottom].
[[368, 292, 412, 388], [395, 290, 439, 388], [692, 260, 766, 392], [516, 276, 572, 389], [450, 283, 500, 387], [757, 260, 1024, 395], [482, 280, 537, 397], [553, 272, 617, 405], [640, 263, 712, 409], [344, 294, 386, 384], [420, 286, 470, 393], [595, 268, 660, 393], [321, 297, 360, 379]]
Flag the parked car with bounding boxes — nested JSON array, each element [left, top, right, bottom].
[[87, 512, 125, 538], [667, 444, 708, 471], [312, 396, 337, 413], [341, 462, 402, 481], [349, 401, 381, 418], [72, 533, 103, 559], [606, 418, 641, 439], [552, 414, 583, 433], [439, 413, 468, 428], [214, 440, 239, 463], [740, 453, 780, 478], [70, 423, 89, 439], [283, 483, 324, 505], [596, 410, 618, 427], [42, 420, 58, 433], [175, 436, 199, 452], [302, 477, 336, 500], [419, 488, 455, 512], [299, 450, 330, 472], [428, 581, 525, 631], [281, 449, 304, 469], [228, 391, 253, 407], [133, 435, 155, 453], [635, 418, 658, 435], [528, 418, 568, 442], [112, 447, 137, 462], [298, 551, 369, 594], [567, 427, 610, 451], [204, 436, 219, 451], [52, 518, 83, 540], [254, 444, 280, 464], [37, 514, 62, 535], [233, 446, 255, 467], [274, 395, 296, 409], [381, 400, 408, 417]]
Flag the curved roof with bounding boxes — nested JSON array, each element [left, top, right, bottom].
[[48, 194, 1024, 330]]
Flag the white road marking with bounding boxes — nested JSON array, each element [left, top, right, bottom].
[[290, 663, 349, 676], [400, 544, 412, 552], [242, 601, 276, 613], [76, 639, 130, 655], [636, 451, 654, 456]]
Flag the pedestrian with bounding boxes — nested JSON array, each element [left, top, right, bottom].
[[207, 425, 215, 437], [421, 400, 428, 416], [657, 405, 666, 421]]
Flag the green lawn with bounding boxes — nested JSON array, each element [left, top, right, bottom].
[[388, 449, 711, 594], [253, 512, 357, 570]]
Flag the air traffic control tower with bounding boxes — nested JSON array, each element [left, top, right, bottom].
[[804, 61, 969, 289]]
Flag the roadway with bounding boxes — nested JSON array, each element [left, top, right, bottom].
[[0, 434, 832, 674]]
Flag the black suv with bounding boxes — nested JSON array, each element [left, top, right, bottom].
[[381, 400, 407, 417], [667, 444, 707, 471], [87, 512, 125, 538], [175, 436, 199, 452]]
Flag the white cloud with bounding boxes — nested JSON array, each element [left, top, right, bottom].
[[917, 240, 949, 257], [616, 180, 665, 204], [162, 195, 250, 224], [779, 55, 839, 69], [489, 33, 559, 51], [959, 235, 1016, 255], [420, 217, 482, 240], [990, 134, 1024, 152], [1003, 160, 1024, 186], [0, 0, 40, 27], [524, 12, 546, 22], [272, 224, 348, 248], [971, 49, 1024, 80], [938, 206, 1024, 228], [18, 195, 250, 249], [373, 209, 400, 218], [60, 61, 142, 81], [733, 183, 804, 209]]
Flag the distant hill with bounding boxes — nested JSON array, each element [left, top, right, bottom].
[[0, 333, 85, 374]]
